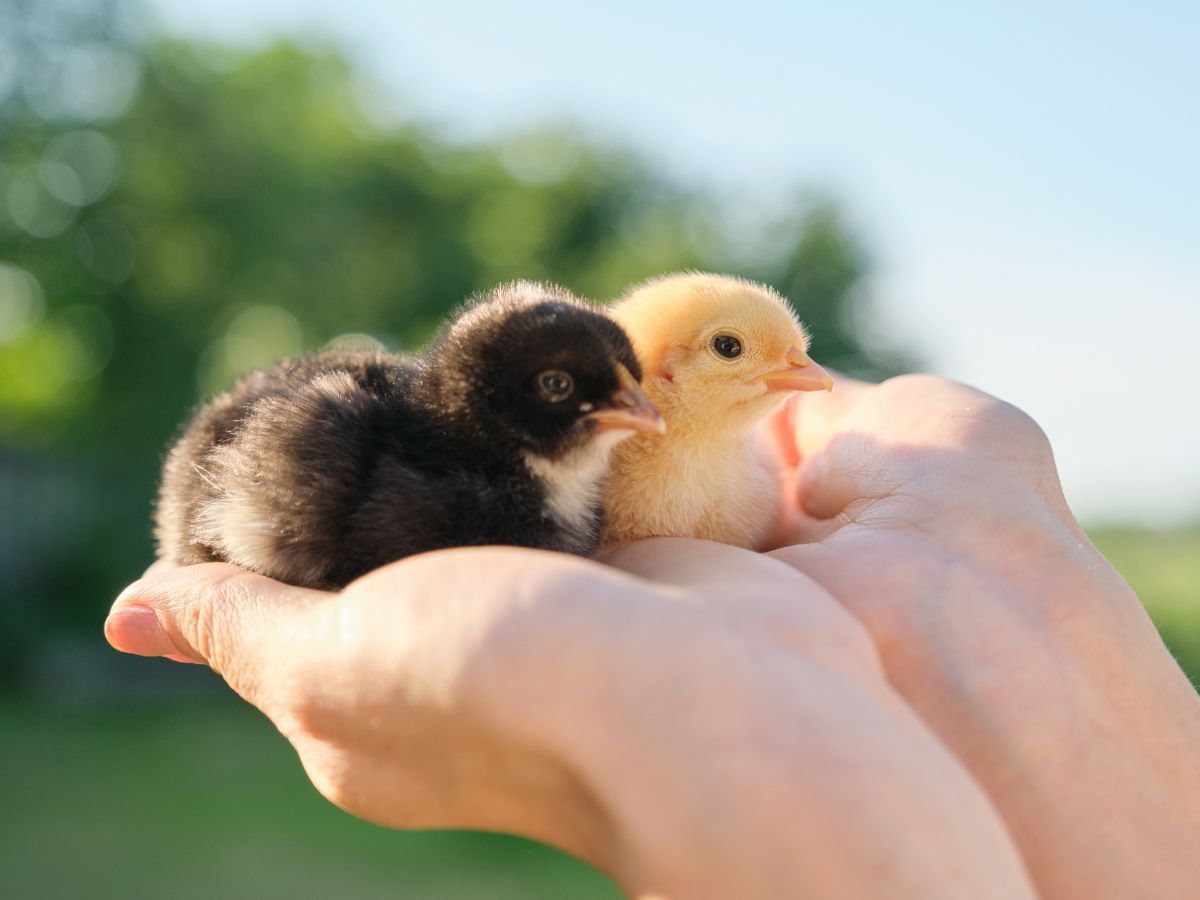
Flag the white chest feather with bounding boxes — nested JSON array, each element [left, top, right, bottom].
[[524, 430, 629, 538]]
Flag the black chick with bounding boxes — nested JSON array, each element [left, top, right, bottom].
[[154, 282, 664, 588]]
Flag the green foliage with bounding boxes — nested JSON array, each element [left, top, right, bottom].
[[1089, 525, 1200, 684], [0, 5, 903, 671]]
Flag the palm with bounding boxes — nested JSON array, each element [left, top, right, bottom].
[[760, 374, 1099, 692]]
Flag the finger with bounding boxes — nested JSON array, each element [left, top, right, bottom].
[[759, 374, 875, 473], [104, 604, 201, 664], [106, 563, 331, 690], [110, 561, 214, 663], [762, 394, 803, 468], [601, 538, 883, 675], [792, 375, 1027, 522], [789, 374, 875, 460], [759, 463, 805, 548], [601, 537, 821, 599], [763, 501, 853, 547], [793, 432, 904, 521], [141, 557, 176, 579]]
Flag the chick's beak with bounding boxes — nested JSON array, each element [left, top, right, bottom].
[[586, 363, 666, 433], [760, 347, 834, 393]]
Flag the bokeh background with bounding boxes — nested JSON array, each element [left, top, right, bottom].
[[1, 1, 1196, 897]]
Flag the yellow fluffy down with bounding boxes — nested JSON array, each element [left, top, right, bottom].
[[602, 272, 819, 549]]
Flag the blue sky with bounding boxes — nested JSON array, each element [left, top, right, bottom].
[[148, 0, 1200, 524]]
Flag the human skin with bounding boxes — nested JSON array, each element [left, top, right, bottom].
[[107, 545, 1035, 900], [766, 374, 1200, 899]]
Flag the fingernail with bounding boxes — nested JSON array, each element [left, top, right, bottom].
[[104, 606, 181, 659]]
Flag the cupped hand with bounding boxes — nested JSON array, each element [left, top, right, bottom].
[[767, 373, 1200, 899], [107, 542, 1033, 900]]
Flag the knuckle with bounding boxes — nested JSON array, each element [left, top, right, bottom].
[[882, 372, 956, 395], [894, 379, 1059, 482], [176, 596, 218, 662], [987, 398, 1052, 451], [974, 401, 1062, 495], [881, 372, 1052, 453], [879, 373, 983, 410], [194, 576, 251, 668]]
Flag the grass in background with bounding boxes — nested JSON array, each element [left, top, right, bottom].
[[0, 699, 621, 900], [1090, 525, 1200, 683]]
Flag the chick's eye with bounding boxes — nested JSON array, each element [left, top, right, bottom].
[[536, 370, 574, 401], [712, 334, 742, 359]]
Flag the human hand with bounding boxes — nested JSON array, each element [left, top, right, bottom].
[[107, 543, 1034, 900], [768, 374, 1200, 899]]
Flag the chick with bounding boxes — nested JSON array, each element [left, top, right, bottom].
[[602, 272, 831, 549], [155, 282, 664, 588]]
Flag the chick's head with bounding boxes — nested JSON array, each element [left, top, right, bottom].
[[612, 273, 832, 432], [428, 281, 664, 459]]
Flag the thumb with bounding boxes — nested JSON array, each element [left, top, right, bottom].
[[760, 375, 875, 473], [105, 562, 330, 695], [794, 433, 898, 521]]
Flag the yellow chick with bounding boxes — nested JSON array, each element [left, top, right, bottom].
[[603, 272, 832, 549]]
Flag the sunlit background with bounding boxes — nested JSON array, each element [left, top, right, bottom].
[[1, 1, 1197, 897]]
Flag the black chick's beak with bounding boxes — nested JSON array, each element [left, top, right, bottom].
[[585, 363, 666, 434]]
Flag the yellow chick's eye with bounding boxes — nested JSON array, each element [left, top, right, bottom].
[[536, 369, 574, 402], [712, 334, 742, 359]]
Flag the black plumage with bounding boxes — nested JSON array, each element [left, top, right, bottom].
[[155, 282, 662, 588]]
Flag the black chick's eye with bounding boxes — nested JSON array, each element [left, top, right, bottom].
[[536, 369, 574, 402], [712, 334, 742, 359]]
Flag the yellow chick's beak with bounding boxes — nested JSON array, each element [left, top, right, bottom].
[[760, 348, 834, 393], [586, 363, 667, 433]]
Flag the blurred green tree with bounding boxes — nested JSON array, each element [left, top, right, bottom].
[[0, 0, 906, 677]]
